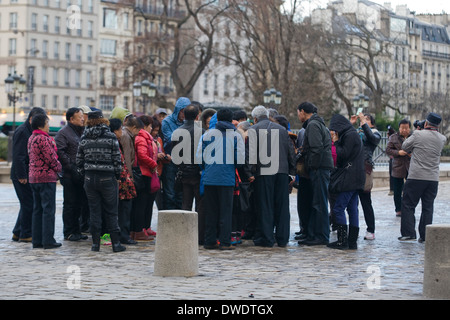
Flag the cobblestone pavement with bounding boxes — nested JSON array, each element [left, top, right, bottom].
[[0, 180, 449, 300]]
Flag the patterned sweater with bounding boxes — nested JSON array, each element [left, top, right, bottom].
[[76, 123, 122, 179], [27, 130, 62, 184]]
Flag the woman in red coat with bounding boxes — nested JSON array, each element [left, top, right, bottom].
[[131, 115, 158, 241]]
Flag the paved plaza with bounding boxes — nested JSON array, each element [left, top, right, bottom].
[[0, 180, 449, 301]]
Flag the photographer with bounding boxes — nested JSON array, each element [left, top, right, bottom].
[[398, 113, 446, 242]]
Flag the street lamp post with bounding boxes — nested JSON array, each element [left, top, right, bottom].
[[133, 79, 157, 114], [263, 88, 282, 109], [353, 93, 370, 115], [4, 71, 27, 132]]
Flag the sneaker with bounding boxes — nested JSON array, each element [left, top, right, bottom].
[[418, 238, 425, 243], [100, 234, 112, 246], [145, 228, 157, 237], [398, 235, 416, 241], [364, 232, 375, 240]]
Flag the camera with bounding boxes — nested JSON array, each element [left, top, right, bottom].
[[413, 120, 425, 130]]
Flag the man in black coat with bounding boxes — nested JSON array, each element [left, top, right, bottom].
[[55, 107, 87, 241], [248, 106, 296, 247], [328, 114, 365, 249], [171, 104, 205, 244], [297, 102, 334, 246], [10, 107, 46, 242]]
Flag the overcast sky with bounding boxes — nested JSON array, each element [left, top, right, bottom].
[[297, 0, 450, 15]]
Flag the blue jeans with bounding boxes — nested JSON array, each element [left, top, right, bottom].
[[333, 191, 359, 227], [308, 169, 330, 242], [30, 183, 57, 246]]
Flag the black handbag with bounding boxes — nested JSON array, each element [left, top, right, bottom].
[[329, 162, 352, 194], [132, 166, 145, 190]]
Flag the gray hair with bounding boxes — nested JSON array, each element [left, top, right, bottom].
[[237, 121, 251, 132], [251, 105, 269, 120]]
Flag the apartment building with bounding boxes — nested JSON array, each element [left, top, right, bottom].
[[311, 0, 450, 119], [0, 0, 98, 118]]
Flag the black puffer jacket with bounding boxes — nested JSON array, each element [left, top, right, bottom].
[[329, 114, 365, 192], [76, 123, 122, 179]]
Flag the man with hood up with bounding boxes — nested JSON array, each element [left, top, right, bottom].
[[327, 114, 365, 250], [161, 97, 191, 209]]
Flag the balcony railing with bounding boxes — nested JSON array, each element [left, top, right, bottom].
[[423, 50, 450, 61], [136, 5, 186, 19]]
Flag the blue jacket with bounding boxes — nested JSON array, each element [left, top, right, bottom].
[[161, 97, 191, 154], [197, 120, 244, 187]]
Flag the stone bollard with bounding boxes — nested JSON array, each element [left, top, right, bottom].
[[423, 224, 450, 299], [154, 210, 199, 277]]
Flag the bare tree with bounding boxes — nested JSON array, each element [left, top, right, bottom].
[[222, 0, 335, 119]]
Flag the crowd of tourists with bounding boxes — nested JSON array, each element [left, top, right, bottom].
[[9, 98, 446, 252]]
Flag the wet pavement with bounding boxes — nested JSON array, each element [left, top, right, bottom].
[[0, 180, 449, 300]]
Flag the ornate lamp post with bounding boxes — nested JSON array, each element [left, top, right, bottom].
[[4, 71, 27, 131], [133, 79, 157, 114], [263, 88, 282, 108], [353, 93, 370, 114]]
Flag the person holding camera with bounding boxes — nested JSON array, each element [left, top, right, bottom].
[[398, 113, 446, 242]]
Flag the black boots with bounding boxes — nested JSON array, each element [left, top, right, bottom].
[[91, 232, 126, 252], [348, 226, 359, 250], [327, 224, 359, 250], [111, 232, 126, 253], [91, 233, 100, 252], [327, 224, 348, 250]]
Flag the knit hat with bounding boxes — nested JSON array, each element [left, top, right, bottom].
[[426, 112, 441, 126], [88, 110, 104, 120]]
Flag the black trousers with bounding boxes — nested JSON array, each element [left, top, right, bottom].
[[12, 179, 34, 239], [84, 172, 120, 235], [182, 175, 204, 244], [401, 179, 438, 240], [358, 191, 375, 233], [131, 176, 157, 232], [392, 177, 406, 213], [203, 185, 234, 247], [61, 177, 85, 237], [253, 173, 290, 247], [297, 177, 313, 234], [118, 199, 133, 242]]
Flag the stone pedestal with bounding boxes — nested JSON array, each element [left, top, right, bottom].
[[423, 224, 450, 299], [154, 210, 198, 277]]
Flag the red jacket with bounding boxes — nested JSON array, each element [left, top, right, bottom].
[[135, 129, 157, 177]]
